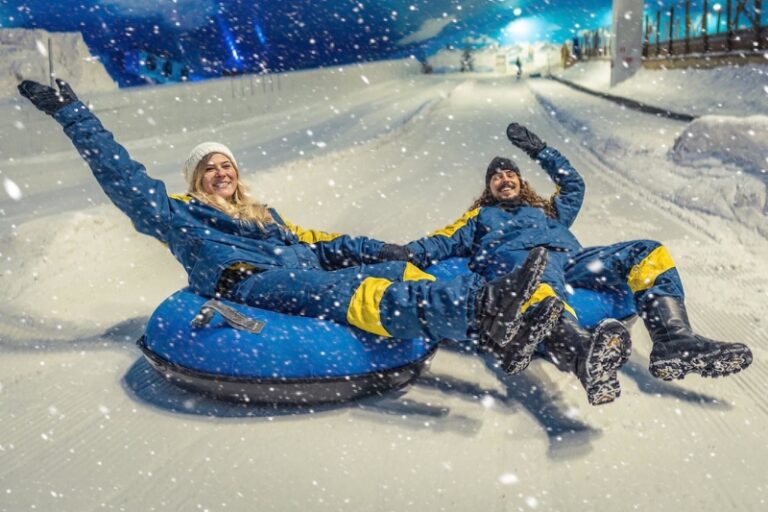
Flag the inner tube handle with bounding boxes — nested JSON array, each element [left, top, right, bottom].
[[192, 300, 265, 334]]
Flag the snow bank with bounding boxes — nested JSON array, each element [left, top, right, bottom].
[[0, 28, 117, 99], [671, 115, 768, 184], [0, 205, 184, 327], [530, 78, 768, 238], [556, 59, 768, 117]]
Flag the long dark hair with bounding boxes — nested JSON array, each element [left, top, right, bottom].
[[469, 179, 557, 218]]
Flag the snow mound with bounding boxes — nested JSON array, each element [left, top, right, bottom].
[[671, 115, 768, 181], [0, 28, 117, 100], [0, 205, 184, 325], [557, 59, 768, 117]]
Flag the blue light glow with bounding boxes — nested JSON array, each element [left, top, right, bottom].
[[254, 21, 268, 47], [216, 14, 243, 69]]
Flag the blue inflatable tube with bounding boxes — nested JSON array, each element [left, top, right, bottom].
[[427, 259, 637, 330], [138, 258, 637, 404]]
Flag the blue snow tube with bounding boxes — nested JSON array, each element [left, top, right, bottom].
[[427, 258, 638, 329], [138, 258, 636, 404]]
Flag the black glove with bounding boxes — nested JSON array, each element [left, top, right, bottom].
[[506, 122, 546, 159], [18, 79, 79, 116], [377, 243, 411, 262]]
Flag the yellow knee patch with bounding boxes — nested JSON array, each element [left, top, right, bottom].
[[346, 277, 393, 337], [521, 283, 576, 318], [402, 262, 436, 282], [627, 245, 676, 293]]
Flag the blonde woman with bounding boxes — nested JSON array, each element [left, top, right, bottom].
[[18, 79, 557, 374]]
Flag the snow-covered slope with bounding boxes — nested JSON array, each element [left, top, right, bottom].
[[1, 57, 767, 512], [556, 58, 768, 117], [542, 60, 768, 235]]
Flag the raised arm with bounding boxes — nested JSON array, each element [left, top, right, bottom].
[[506, 122, 584, 227], [19, 80, 173, 242], [535, 146, 584, 227]]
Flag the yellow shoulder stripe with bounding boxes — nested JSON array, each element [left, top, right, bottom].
[[403, 263, 436, 282], [430, 208, 480, 238], [282, 219, 342, 244], [169, 193, 192, 203]]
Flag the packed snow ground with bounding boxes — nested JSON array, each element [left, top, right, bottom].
[[1, 59, 767, 511]]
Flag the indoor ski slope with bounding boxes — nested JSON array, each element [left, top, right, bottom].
[[1, 63, 767, 511]]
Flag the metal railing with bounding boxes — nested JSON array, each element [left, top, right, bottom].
[[643, 0, 766, 57]]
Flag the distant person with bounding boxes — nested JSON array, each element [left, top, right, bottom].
[[460, 46, 474, 72], [560, 43, 571, 69], [388, 123, 753, 401], [515, 57, 522, 80], [592, 31, 602, 56], [17, 79, 559, 376], [572, 37, 582, 60]]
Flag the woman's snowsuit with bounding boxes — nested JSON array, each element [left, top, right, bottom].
[[405, 146, 685, 321], [54, 101, 482, 341]]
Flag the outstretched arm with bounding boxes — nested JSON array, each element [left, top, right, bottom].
[[19, 80, 173, 242], [404, 209, 479, 268], [507, 122, 584, 227], [272, 212, 388, 269]]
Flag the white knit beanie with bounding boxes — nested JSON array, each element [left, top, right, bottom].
[[183, 142, 238, 185]]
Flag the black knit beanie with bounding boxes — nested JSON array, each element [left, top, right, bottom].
[[485, 156, 520, 186]]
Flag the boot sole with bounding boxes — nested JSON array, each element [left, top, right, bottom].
[[501, 297, 564, 375], [584, 320, 632, 406], [649, 344, 753, 381], [483, 248, 548, 349]]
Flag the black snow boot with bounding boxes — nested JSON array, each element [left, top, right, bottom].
[[544, 316, 632, 405], [643, 296, 753, 380], [494, 296, 564, 375], [476, 247, 547, 360]]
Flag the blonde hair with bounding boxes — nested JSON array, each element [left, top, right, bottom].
[[189, 153, 275, 228], [469, 179, 557, 218]]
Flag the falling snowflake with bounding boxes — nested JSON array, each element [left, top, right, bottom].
[[586, 259, 604, 273], [3, 178, 22, 201], [498, 473, 519, 485], [35, 39, 48, 57]]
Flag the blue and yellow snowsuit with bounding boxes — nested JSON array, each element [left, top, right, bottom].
[[54, 101, 483, 341], [405, 146, 685, 321]]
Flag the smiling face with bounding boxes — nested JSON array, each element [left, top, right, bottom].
[[489, 169, 521, 201], [198, 153, 239, 200]]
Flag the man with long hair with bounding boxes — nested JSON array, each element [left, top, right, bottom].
[[398, 123, 753, 402]]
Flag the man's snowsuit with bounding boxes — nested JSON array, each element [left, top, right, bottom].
[[404, 146, 685, 321], [54, 101, 483, 341]]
